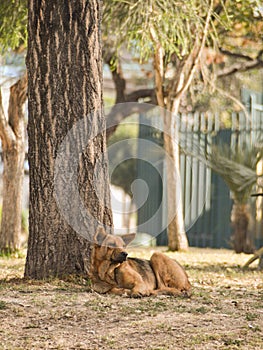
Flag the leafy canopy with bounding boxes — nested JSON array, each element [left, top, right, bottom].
[[103, 0, 261, 61], [104, 0, 215, 60], [0, 0, 27, 51]]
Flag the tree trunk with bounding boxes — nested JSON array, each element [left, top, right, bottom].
[[151, 41, 189, 251], [25, 0, 113, 279], [0, 141, 25, 252], [231, 202, 254, 254], [0, 75, 27, 253], [259, 255, 263, 270], [149, 6, 213, 251], [164, 112, 189, 251]]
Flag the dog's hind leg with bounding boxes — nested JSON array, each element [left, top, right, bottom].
[[150, 252, 191, 296]]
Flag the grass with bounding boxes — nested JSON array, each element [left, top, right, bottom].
[[0, 247, 262, 350], [0, 300, 7, 309]]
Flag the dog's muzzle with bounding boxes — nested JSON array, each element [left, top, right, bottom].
[[112, 251, 128, 263]]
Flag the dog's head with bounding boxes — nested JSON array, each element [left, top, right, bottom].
[[93, 227, 136, 263]]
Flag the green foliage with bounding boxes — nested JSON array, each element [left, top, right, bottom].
[[0, 0, 27, 51], [103, 0, 262, 113], [0, 300, 7, 309], [103, 0, 261, 62], [0, 249, 25, 258], [218, 0, 263, 53], [104, 0, 220, 61]]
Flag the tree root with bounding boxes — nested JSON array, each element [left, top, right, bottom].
[[243, 246, 263, 270]]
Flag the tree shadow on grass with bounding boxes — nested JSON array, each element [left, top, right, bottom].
[[0, 275, 92, 293], [188, 263, 259, 274]]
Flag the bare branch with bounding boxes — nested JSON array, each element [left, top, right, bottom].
[[149, 25, 165, 108], [8, 73, 28, 138], [104, 50, 156, 138], [217, 58, 263, 78], [104, 51, 126, 103], [106, 102, 155, 140], [219, 48, 254, 61], [105, 88, 156, 139], [213, 85, 250, 120], [126, 88, 155, 102], [217, 48, 263, 78], [0, 87, 16, 148]]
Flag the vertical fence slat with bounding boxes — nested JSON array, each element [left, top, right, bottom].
[[231, 112, 237, 150], [205, 112, 213, 239], [180, 114, 187, 226]]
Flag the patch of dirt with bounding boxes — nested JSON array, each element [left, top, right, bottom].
[[0, 248, 262, 349]]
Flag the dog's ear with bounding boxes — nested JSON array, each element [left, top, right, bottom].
[[121, 233, 136, 247], [94, 227, 107, 245]]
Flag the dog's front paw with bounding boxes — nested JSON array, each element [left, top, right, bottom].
[[130, 288, 151, 298], [130, 291, 143, 298], [181, 290, 191, 298]]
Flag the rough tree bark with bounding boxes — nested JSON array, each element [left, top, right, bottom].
[[231, 202, 254, 254], [25, 0, 112, 278], [163, 112, 189, 251], [0, 75, 27, 253]]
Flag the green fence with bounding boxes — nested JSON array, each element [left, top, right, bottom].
[[137, 105, 263, 248]]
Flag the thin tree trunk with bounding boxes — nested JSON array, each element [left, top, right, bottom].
[[231, 202, 254, 254], [0, 142, 25, 252], [259, 255, 263, 270], [164, 67, 190, 251], [162, 4, 213, 251], [25, 0, 112, 279], [0, 75, 27, 253], [163, 110, 188, 251], [150, 35, 189, 251]]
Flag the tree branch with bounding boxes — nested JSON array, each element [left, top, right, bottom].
[[105, 89, 156, 140], [104, 51, 157, 139], [149, 25, 165, 108], [219, 48, 254, 61], [106, 101, 155, 140], [104, 51, 126, 103], [217, 58, 263, 78], [0, 87, 16, 148], [8, 73, 28, 138], [213, 84, 250, 120], [126, 88, 155, 102], [217, 48, 263, 78], [174, 0, 214, 100]]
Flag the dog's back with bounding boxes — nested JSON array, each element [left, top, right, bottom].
[[128, 258, 157, 288]]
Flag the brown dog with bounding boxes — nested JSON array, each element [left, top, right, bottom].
[[89, 228, 191, 297]]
